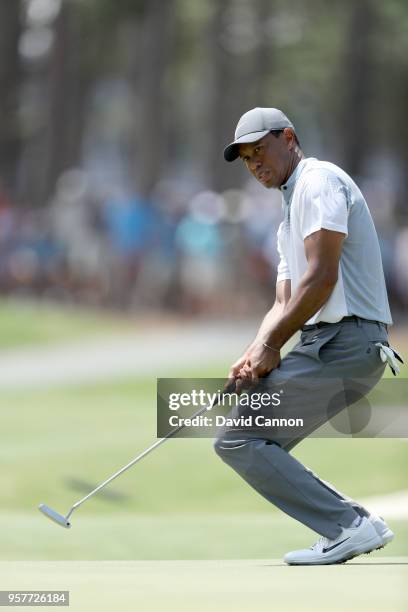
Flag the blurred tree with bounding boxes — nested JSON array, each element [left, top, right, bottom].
[[206, 0, 275, 191], [20, 0, 143, 207], [126, 0, 176, 197], [42, 1, 87, 203], [253, 0, 276, 103], [394, 75, 408, 223], [0, 0, 22, 198], [379, 0, 408, 223], [5, 0, 408, 210], [20, 0, 91, 207], [337, 0, 378, 176]]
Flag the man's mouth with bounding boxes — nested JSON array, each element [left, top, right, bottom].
[[257, 170, 271, 184]]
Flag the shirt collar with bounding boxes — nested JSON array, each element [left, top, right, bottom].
[[280, 158, 310, 205]]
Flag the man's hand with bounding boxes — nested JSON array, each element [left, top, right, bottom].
[[240, 341, 281, 381], [229, 341, 281, 392], [227, 346, 253, 380]]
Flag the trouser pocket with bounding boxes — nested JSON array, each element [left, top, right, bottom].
[[300, 325, 342, 363]]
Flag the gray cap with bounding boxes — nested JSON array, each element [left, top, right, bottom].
[[223, 107, 295, 162]]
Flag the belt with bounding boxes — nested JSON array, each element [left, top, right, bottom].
[[302, 315, 387, 332]]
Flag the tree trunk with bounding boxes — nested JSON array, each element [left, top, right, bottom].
[[0, 0, 22, 198], [205, 0, 273, 191], [337, 0, 377, 177], [42, 2, 87, 204], [128, 0, 175, 197]]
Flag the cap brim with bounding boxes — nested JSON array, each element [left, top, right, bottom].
[[223, 130, 270, 162]]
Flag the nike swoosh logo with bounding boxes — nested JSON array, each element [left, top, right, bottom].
[[322, 537, 351, 553]]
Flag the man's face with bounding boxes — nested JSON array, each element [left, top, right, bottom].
[[238, 129, 295, 189]]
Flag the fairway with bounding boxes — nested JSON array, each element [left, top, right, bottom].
[[1, 305, 407, 612], [3, 512, 408, 560], [0, 299, 137, 349], [1, 372, 407, 562], [1, 558, 407, 612]]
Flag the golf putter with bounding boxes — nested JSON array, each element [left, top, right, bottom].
[[39, 379, 237, 528]]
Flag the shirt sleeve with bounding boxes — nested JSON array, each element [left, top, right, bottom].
[[276, 222, 291, 282], [299, 171, 349, 240]]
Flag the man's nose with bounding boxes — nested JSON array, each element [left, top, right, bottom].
[[248, 158, 261, 172]]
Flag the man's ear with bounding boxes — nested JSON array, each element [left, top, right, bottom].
[[283, 127, 296, 150]]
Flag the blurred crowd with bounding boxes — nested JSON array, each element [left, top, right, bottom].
[[1, 0, 407, 320], [0, 168, 406, 318]]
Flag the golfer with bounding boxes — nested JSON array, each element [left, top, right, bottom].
[[215, 107, 400, 565]]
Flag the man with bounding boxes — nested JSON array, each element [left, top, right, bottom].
[[215, 107, 399, 565]]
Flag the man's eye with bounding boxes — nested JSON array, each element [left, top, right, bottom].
[[255, 146, 262, 154]]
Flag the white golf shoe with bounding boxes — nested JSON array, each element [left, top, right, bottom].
[[284, 517, 382, 565], [369, 514, 394, 547]]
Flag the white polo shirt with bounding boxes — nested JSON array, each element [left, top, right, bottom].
[[276, 157, 392, 325]]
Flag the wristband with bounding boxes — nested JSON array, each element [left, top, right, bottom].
[[263, 342, 280, 353]]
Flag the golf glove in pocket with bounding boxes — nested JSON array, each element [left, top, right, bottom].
[[375, 343, 404, 376]]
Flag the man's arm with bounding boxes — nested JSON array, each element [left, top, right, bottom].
[[263, 228, 344, 349], [236, 228, 345, 382], [254, 279, 291, 341], [228, 279, 290, 381]]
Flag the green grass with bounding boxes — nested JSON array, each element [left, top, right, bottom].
[[2, 512, 408, 561], [0, 298, 134, 349], [2, 559, 407, 612], [1, 307, 406, 611], [0, 303, 406, 561], [2, 377, 408, 515], [1, 376, 407, 560]]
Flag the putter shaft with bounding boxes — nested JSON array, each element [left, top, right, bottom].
[[40, 380, 237, 526]]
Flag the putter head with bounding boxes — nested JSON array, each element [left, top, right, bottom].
[[38, 504, 71, 528]]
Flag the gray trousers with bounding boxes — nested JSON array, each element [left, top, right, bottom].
[[214, 318, 388, 539]]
